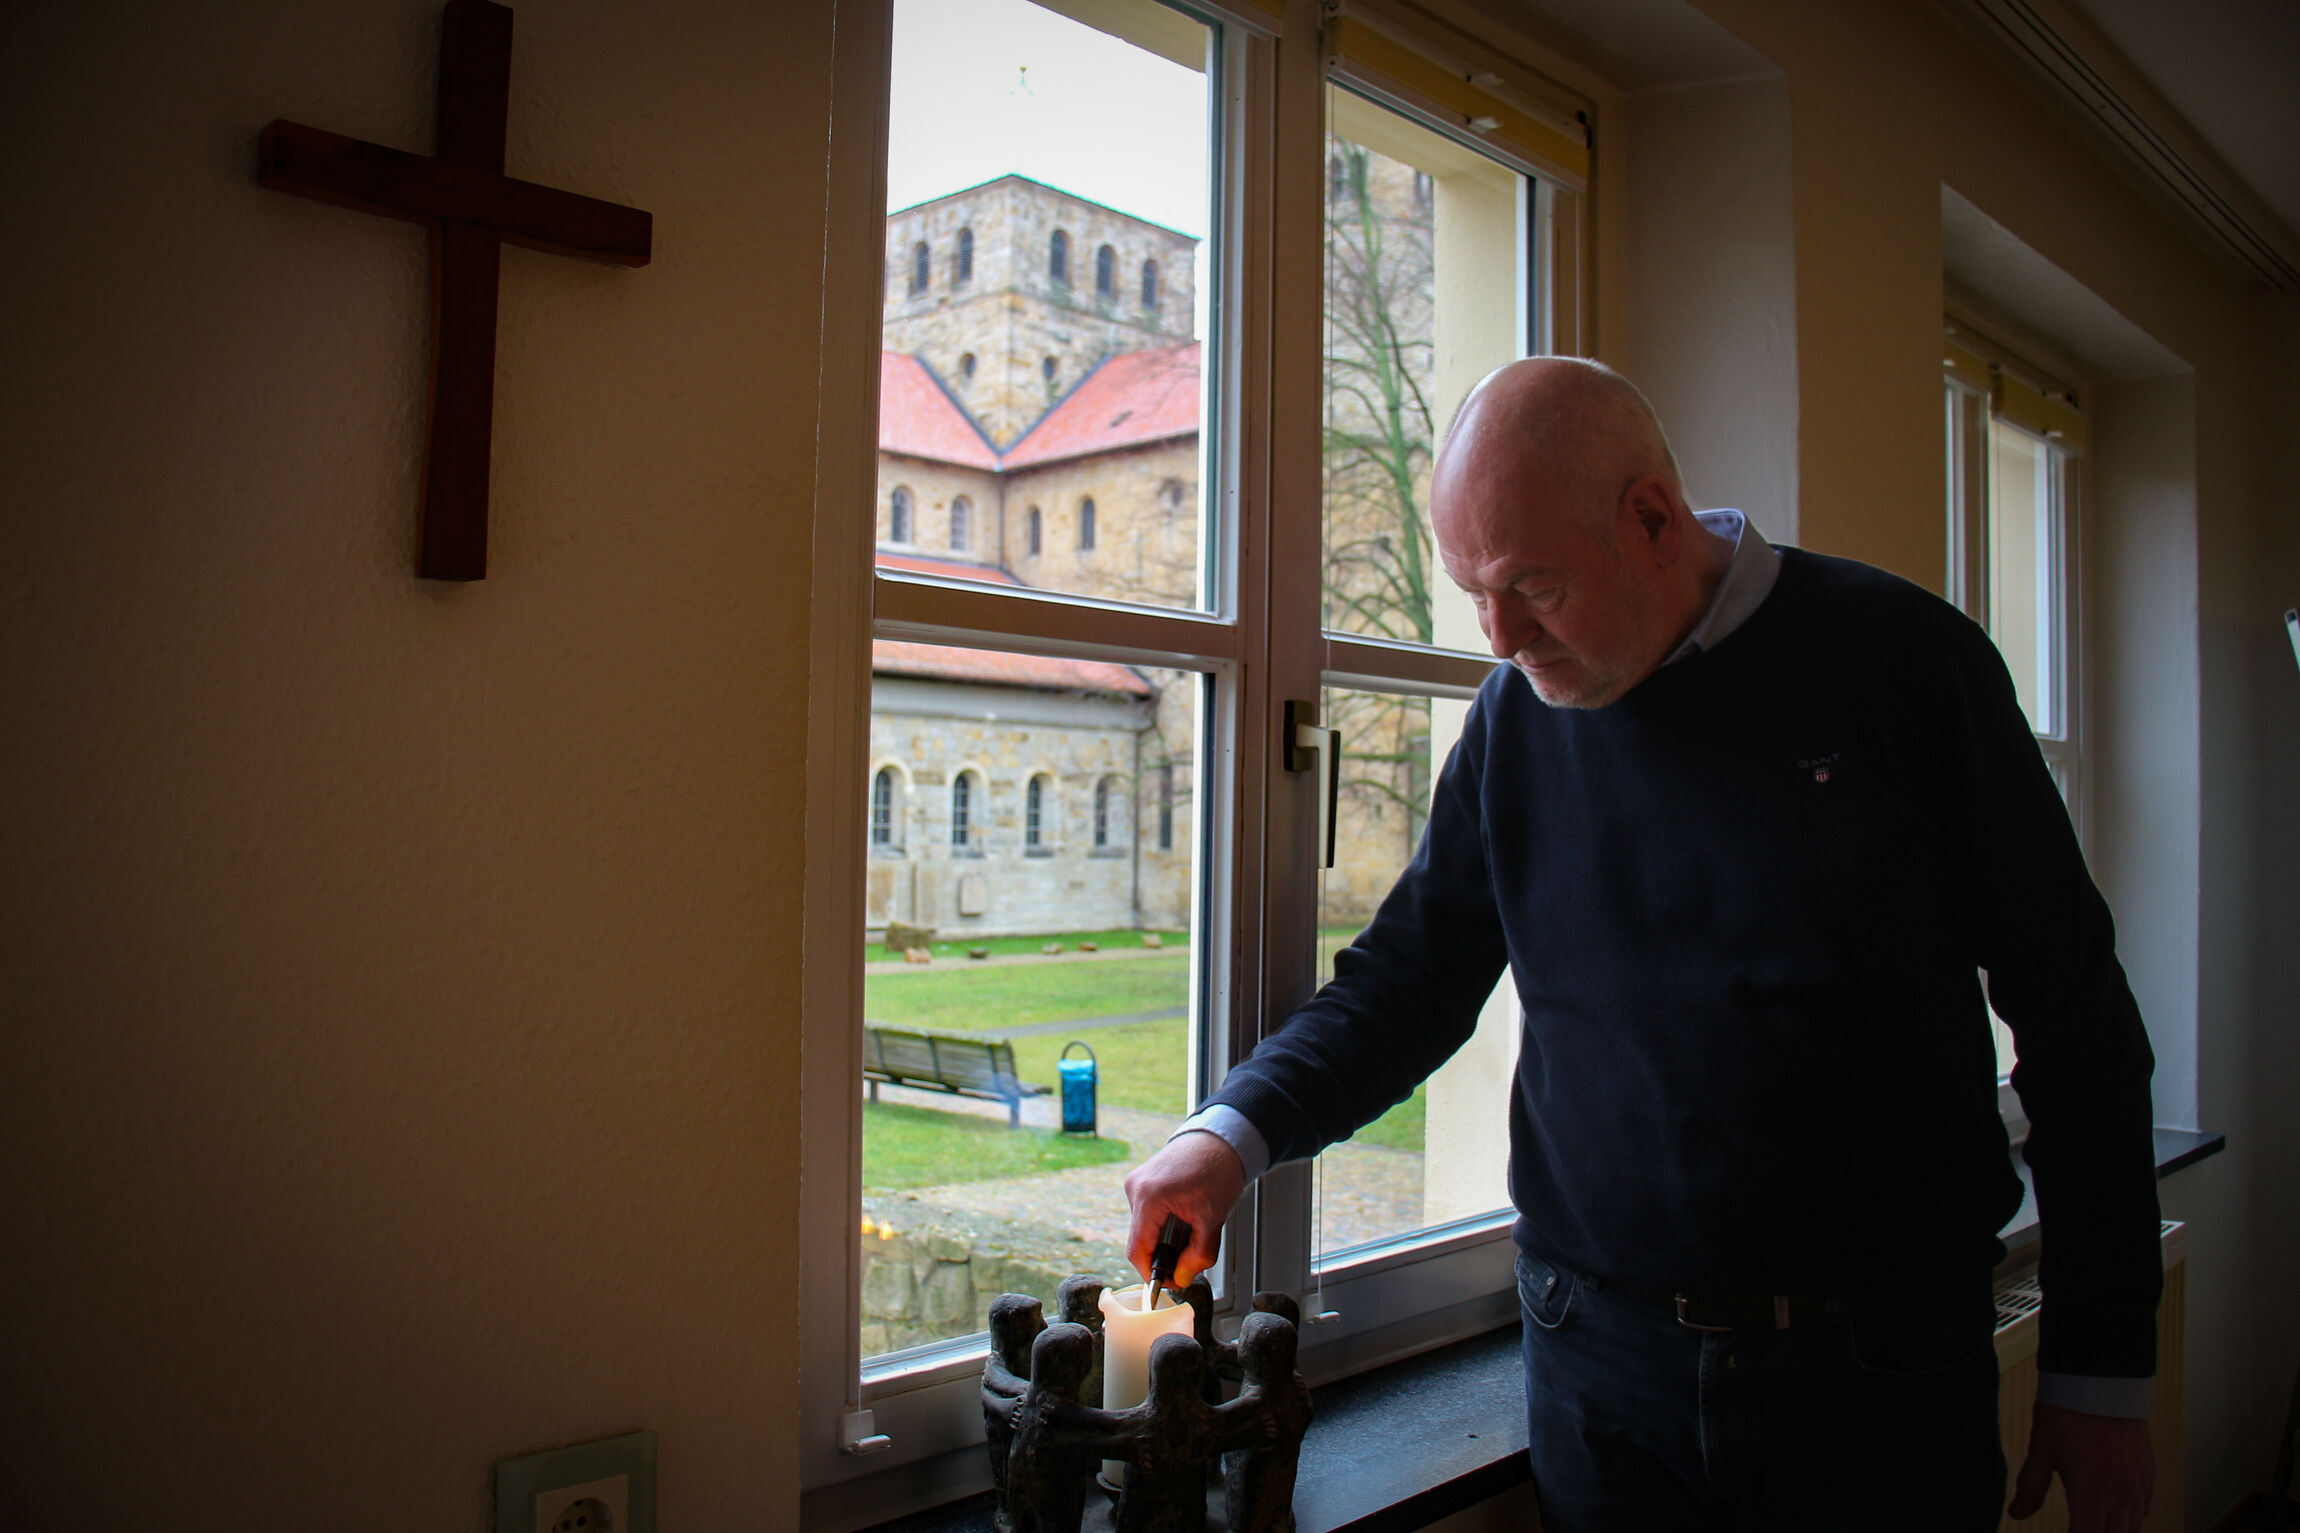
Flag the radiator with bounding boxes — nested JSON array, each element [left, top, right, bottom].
[[1995, 1220, 2188, 1532]]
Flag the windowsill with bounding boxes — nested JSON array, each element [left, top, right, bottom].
[[1023, 848, 1054, 859], [848, 1130, 2225, 1533]]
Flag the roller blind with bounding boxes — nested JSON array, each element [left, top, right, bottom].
[[1325, 8, 1590, 187]]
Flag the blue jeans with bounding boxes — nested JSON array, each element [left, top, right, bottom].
[[1517, 1252, 2005, 1531]]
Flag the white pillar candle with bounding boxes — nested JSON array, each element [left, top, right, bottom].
[[1097, 1283, 1194, 1485]]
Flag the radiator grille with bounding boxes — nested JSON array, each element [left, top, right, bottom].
[[1993, 1274, 2044, 1334]]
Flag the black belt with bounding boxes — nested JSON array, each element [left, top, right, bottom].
[[1671, 1292, 1842, 1331]]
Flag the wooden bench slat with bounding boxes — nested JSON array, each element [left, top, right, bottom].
[[861, 1023, 1043, 1126]]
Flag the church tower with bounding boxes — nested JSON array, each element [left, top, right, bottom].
[[882, 175, 1198, 448]]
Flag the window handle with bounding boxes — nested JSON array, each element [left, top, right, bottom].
[[1284, 700, 1341, 871]]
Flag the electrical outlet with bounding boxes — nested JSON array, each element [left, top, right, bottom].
[[494, 1432, 655, 1533], [537, 1477, 625, 1533]]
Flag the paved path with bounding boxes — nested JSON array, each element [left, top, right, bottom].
[[867, 1082, 1427, 1254]]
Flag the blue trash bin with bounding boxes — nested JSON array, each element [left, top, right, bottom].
[[1058, 1042, 1098, 1136]]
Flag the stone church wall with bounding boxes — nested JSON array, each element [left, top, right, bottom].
[[885, 177, 1196, 447], [868, 677, 1163, 938]]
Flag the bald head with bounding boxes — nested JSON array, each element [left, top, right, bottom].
[[1439, 358, 1682, 534], [1432, 358, 1730, 709]]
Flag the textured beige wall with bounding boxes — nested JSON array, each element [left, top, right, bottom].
[[0, 0, 827, 1525]]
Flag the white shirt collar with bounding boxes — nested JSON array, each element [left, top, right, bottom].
[[1662, 508, 1781, 666]]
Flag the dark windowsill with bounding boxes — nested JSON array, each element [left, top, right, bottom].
[[1023, 848, 1053, 859], [1086, 847, 1125, 859], [856, 1131, 2225, 1533], [1997, 1126, 2224, 1271]]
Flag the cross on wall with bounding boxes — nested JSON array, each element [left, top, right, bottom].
[[259, 0, 652, 581]]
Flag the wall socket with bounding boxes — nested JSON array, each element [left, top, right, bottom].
[[494, 1432, 656, 1533]]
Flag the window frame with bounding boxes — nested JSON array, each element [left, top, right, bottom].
[[1943, 315, 2089, 844], [798, 0, 1592, 1513]]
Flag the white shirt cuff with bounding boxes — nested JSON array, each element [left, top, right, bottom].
[[1170, 1104, 1270, 1182], [2036, 1371, 2154, 1419]]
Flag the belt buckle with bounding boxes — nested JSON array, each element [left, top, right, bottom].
[[1675, 1294, 1797, 1331], [1674, 1294, 1732, 1332]]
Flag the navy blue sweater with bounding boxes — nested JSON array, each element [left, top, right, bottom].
[[1208, 549, 2161, 1377]]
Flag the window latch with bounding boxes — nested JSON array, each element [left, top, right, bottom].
[[839, 1408, 891, 1455], [1284, 700, 1340, 871]]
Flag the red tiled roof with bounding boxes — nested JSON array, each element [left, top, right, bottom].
[[878, 352, 999, 470], [871, 640, 1154, 698], [1002, 342, 1201, 469], [875, 552, 1022, 585]]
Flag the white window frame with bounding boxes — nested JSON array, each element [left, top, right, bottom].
[[798, 1, 1591, 1518], [1944, 314, 2090, 1133], [1943, 316, 2089, 843]]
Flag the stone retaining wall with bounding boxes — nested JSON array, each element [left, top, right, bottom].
[[859, 1195, 1129, 1356]]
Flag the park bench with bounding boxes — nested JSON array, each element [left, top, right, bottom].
[[862, 1023, 1044, 1127]]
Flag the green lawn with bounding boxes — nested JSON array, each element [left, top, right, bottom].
[[862, 926, 1429, 1149], [862, 1100, 1131, 1190], [865, 954, 1188, 1033], [1011, 1018, 1189, 1115]]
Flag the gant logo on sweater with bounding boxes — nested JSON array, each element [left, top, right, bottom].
[[1796, 753, 1840, 783]]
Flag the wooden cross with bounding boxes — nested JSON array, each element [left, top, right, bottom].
[[259, 0, 651, 580]]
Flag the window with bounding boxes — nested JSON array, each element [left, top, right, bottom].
[[1944, 321, 2087, 1085], [956, 226, 974, 285], [1024, 773, 1050, 853], [949, 495, 972, 553], [1096, 242, 1117, 297], [1310, 81, 1547, 1262], [949, 770, 977, 850], [1141, 258, 1160, 309], [870, 767, 903, 850], [909, 240, 930, 296], [805, 0, 1585, 1504], [959, 351, 976, 379], [887, 485, 912, 544]]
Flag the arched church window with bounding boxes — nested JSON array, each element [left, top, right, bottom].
[[1095, 243, 1116, 298], [1026, 506, 1042, 557], [959, 352, 977, 379], [1042, 356, 1059, 383], [1049, 229, 1070, 285], [955, 226, 974, 285], [909, 240, 930, 296], [871, 768, 904, 849], [1078, 498, 1096, 551], [1141, 259, 1160, 309], [949, 496, 972, 552], [1093, 776, 1115, 848], [1025, 774, 1050, 851], [1329, 151, 1350, 201], [889, 485, 913, 544], [951, 771, 977, 849]]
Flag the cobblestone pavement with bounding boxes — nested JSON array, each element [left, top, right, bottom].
[[868, 1085, 1427, 1253]]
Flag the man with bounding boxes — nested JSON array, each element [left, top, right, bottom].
[[1124, 359, 2162, 1531]]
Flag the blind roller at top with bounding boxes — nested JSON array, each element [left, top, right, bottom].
[[1326, 13, 1590, 188]]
